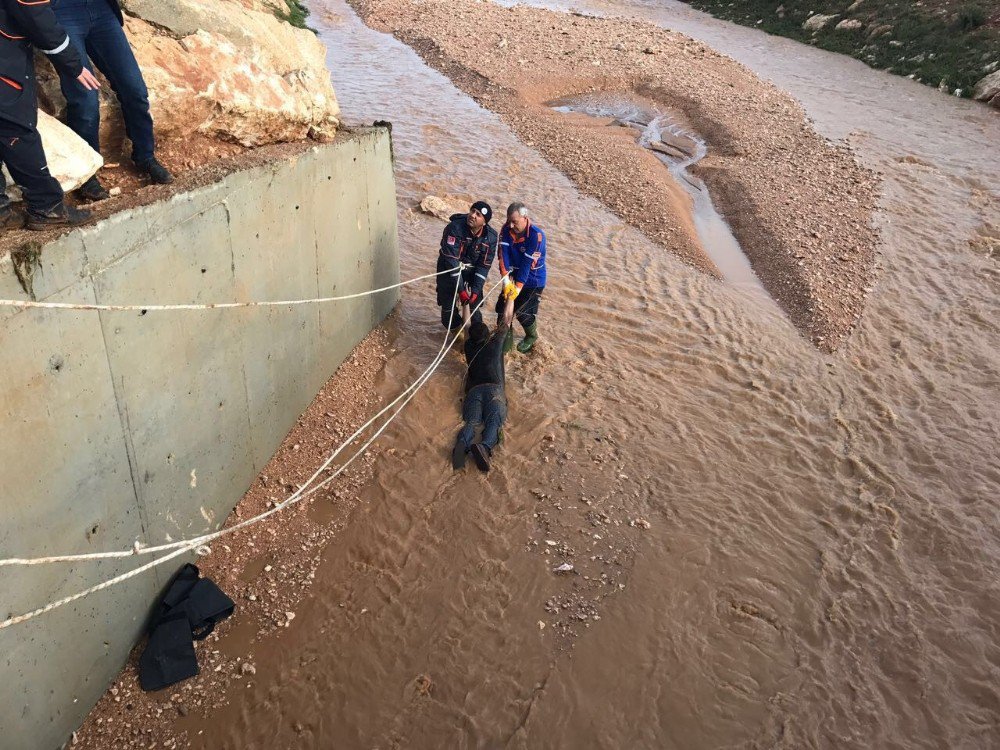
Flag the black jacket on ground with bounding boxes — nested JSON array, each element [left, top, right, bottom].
[[436, 212, 498, 305], [464, 329, 506, 393], [0, 0, 83, 128]]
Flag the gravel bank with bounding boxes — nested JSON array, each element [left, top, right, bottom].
[[350, 0, 881, 350], [72, 323, 394, 749]]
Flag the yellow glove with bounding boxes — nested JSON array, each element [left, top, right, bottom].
[[503, 280, 519, 301]]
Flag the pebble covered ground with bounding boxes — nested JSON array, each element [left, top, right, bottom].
[[350, 0, 882, 351], [72, 325, 394, 749]]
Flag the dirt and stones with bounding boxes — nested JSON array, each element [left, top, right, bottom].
[[349, 0, 881, 350], [71, 322, 395, 750]]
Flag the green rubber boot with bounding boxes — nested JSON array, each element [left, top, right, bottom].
[[517, 322, 538, 353], [503, 326, 514, 354]]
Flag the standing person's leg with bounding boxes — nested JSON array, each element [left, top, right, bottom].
[[0, 123, 90, 228], [516, 288, 542, 353], [51, 0, 109, 201], [52, 0, 99, 151], [84, 2, 171, 182]]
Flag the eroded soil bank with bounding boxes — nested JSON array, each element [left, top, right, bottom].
[[351, 0, 881, 350]]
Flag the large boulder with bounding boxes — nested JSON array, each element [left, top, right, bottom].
[[973, 70, 1000, 108], [126, 20, 337, 145], [36, 0, 338, 151], [3, 112, 102, 201]]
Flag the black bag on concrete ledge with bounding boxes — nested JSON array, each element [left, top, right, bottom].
[[138, 563, 235, 691]]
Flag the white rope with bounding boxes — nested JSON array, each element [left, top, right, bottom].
[[0, 267, 464, 312], [0, 273, 502, 629]]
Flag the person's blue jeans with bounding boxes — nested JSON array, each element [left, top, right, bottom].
[[52, 0, 156, 164], [458, 384, 506, 451]]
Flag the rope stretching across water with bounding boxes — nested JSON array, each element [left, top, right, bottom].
[[0, 272, 505, 630]]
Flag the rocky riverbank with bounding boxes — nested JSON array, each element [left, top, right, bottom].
[[350, 0, 881, 350], [682, 0, 1000, 107]]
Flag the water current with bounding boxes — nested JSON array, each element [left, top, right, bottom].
[[184, 0, 1000, 747]]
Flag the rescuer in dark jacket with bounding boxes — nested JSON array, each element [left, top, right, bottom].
[[436, 200, 498, 330], [0, 0, 99, 229]]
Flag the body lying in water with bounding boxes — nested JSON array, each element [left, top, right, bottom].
[[453, 320, 509, 473]]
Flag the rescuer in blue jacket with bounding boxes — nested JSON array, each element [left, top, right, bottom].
[[0, 0, 100, 229], [497, 201, 546, 353], [436, 200, 498, 330]]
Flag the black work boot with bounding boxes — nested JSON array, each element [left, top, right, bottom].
[[0, 200, 23, 230], [137, 157, 173, 184], [470, 443, 492, 473], [75, 174, 110, 202], [26, 203, 92, 231]]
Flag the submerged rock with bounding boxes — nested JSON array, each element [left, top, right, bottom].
[[419, 196, 463, 221]]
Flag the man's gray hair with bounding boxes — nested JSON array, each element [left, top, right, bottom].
[[507, 202, 529, 218]]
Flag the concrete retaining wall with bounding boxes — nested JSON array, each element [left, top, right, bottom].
[[0, 129, 399, 748]]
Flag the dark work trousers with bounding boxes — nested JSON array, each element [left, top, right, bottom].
[[0, 122, 64, 214], [52, 0, 156, 163], [457, 383, 506, 450], [495, 286, 543, 328]]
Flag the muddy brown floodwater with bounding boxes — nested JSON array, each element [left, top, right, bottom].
[[78, 0, 998, 747]]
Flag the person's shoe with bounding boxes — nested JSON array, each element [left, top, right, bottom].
[[451, 438, 468, 470], [137, 157, 173, 184], [74, 175, 110, 202], [25, 203, 92, 231], [517, 322, 538, 353], [470, 443, 492, 473], [502, 326, 514, 354], [0, 201, 23, 230]]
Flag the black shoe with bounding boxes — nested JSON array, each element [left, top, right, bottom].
[[0, 202, 23, 230], [25, 203, 92, 231], [452, 439, 468, 470], [470, 443, 491, 473], [137, 157, 173, 184], [74, 175, 110, 202]]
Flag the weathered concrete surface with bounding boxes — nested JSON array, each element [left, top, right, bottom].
[[0, 128, 398, 748]]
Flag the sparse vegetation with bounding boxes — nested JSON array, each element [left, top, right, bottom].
[[275, 0, 312, 30], [682, 0, 1000, 97]]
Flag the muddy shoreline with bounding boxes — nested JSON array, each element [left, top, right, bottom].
[[350, 0, 880, 350], [72, 323, 394, 749]]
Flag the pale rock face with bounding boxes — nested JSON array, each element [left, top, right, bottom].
[[37, 0, 338, 152], [973, 70, 1000, 108], [803, 14, 838, 31], [3, 112, 102, 201], [127, 19, 338, 146]]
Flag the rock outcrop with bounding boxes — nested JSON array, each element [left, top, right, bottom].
[[803, 14, 837, 32], [973, 70, 1000, 108], [2, 113, 102, 201], [37, 0, 338, 151]]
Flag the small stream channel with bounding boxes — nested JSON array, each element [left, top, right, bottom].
[[548, 92, 766, 296]]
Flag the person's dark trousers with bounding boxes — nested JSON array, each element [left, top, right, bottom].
[[51, 0, 155, 164], [0, 122, 64, 214], [495, 287, 543, 328], [457, 384, 506, 451]]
